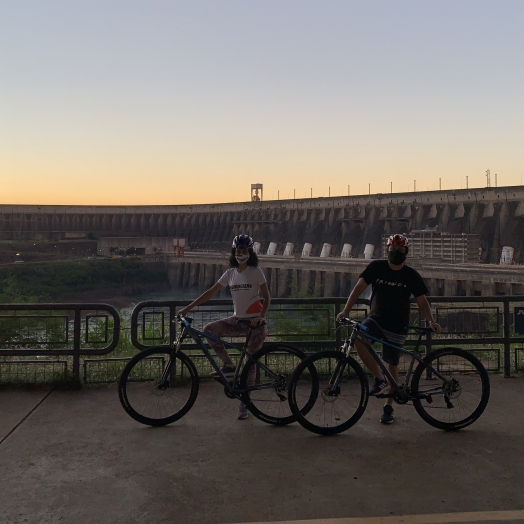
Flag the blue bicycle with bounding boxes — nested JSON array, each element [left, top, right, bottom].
[[119, 315, 316, 426]]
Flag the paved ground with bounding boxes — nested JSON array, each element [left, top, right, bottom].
[[1, 375, 524, 524]]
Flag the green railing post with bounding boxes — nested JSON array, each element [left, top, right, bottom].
[[503, 299, 512, 377], [73, 308, 82, 388]]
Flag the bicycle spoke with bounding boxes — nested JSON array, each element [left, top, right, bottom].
[[119, 348, 199, 426], [241, 344, 308, 425], [290, 351, 368, 435], [412, 348, 490, 430]]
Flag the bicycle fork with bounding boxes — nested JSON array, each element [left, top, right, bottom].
[[158, 330, 186, 389]]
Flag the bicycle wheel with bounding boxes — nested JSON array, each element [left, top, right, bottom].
[[118, 347, 199, 427], [288, 350, 369, 436], [239, 343, 314, 425], [412, 347, 490, 431]]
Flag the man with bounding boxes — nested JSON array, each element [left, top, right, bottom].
[[336, 234, 442, 424]]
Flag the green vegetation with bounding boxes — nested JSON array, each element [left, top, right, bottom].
[[0, 258, 169, 301]]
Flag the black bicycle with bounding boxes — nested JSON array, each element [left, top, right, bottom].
[[118, 315, 316, 426], [288, 318, 490, 435]]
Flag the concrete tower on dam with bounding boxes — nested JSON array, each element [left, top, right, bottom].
[[2, 185, 524, 264]]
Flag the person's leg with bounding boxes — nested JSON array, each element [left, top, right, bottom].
[[385, 362, 399, 407], [237, 321, 267, 420], [380, 341, 401, 424], [203, 317, 244, 368], [244, 322, 268, 384], [354, 338, 382, 378]]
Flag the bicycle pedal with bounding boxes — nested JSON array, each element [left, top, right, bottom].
[[276, 393, 286, 401]]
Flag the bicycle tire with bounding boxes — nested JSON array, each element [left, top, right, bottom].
[[288, 350, 369, 436], [411, 347, 490, 431], [118, 346, 199, 427], [239, 343, 315, 425]]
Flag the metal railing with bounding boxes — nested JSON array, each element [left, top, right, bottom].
[[0, 303, 120, 386], [131, 296, 524, 378], [2, 296, 524, 385]]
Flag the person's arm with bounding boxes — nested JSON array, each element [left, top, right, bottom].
[[251, 282, 271, 326], [414, 295, 442, 333], [336, 277, 369, 322], [178, 282, 224, 316]]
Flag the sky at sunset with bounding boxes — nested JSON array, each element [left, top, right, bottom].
[[1, 1, 524, 205]]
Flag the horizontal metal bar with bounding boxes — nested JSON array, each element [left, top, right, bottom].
[[0, 303, 120, 356]]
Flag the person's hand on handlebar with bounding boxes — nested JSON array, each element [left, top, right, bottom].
[[178, 306, 191, 317], [429, 321, 442, 334], [336, 309, 350, 323]]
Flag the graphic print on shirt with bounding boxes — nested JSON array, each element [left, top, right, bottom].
[[245, 300, 263, 314]]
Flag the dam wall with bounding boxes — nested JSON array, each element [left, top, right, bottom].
[[3, 185, 524, 263], [167, 254, 524, 299]]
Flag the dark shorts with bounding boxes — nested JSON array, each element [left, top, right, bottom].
[[361, 317, 406, 366]]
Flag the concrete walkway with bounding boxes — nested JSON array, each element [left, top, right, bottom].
[[1, 375, 524, 524]]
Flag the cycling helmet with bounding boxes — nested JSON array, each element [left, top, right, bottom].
[[387, 234, 409, 247], [232, 234, 254, 249]]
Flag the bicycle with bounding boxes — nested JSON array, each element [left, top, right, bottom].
[[287, 318, 490, 435], [118, 315, 316, 427]]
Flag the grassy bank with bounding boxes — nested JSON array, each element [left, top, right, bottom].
[[0, 258, 169, 302]]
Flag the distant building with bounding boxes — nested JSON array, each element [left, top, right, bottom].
[[382, 231, 481, 264]]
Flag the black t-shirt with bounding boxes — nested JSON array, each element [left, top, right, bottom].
[[359, 260, 428, 334]]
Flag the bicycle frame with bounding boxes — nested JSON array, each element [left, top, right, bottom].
[[162, 318, 282, 396], [342, 322, 452, 402]]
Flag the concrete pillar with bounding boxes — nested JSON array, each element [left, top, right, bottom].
[[269, 268, 278, 297], [302, 243, 313, 257], [500, 246, 515, 265], [278, 268, 288, 297], [320, 243, 332, 258], [283, 243, 294, 256], [341, 244, 353, 258], [267, 242, 277, 256], [444, 279, 456, 297], [205, 264, 216, 288], [314, 271, 324, 297], [290, 269, 299, 295], [364, 244, 375, 260], [324, 272, 336, 297], [482, 281, 495, 296], [188, 263, 199, 290]]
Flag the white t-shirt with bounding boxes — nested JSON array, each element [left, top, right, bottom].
[[218, 266, 267, 318]]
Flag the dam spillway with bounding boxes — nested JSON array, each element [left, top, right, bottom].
[[2, 185, 524, 263], [168, 253, 524, 298]]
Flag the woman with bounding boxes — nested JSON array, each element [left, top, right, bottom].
[[178, 234, 270, 420]]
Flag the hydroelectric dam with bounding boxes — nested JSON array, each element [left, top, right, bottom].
[[3, 186, 524, 297]]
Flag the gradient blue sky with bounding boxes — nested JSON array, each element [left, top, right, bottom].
[[1, 1, 523, 205]]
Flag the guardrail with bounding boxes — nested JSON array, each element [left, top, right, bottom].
[[2, 296, 524, 386], [0, 304, 120, 386], [131, 296, 524, 378]]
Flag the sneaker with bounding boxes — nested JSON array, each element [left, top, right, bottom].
[[369, 377, 388, 396], [380, 404, 394, 424], [210, 365, 236, 378], [237, 402, 249, 420]]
